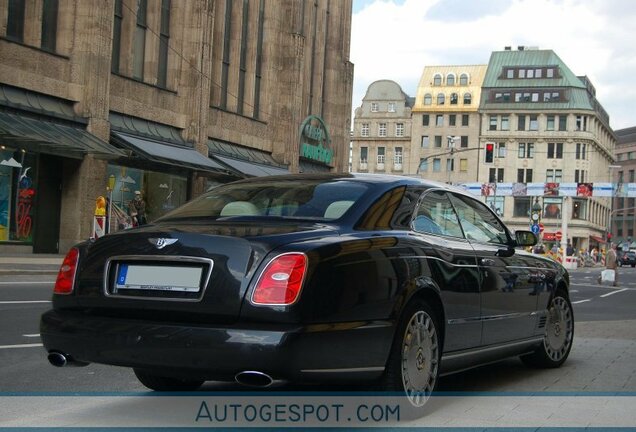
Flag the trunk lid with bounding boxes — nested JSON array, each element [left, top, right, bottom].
[[68, 220, 337, 323]]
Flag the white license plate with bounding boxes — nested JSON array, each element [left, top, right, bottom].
[[115, 264, 203, 292]]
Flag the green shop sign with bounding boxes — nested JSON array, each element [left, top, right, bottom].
[[299, 115, 332, 164]]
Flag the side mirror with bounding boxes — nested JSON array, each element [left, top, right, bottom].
[[515, 230, 538, 247]]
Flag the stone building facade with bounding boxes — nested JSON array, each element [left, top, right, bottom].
[[613, 127, 636, 244], [0, 0, 353, 253], [350, 80, 412, 175], [410, 65, 486, 184], [479, 48, 616, 253]]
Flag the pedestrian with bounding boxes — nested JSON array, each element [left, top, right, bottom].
[[598, 243, 618, 286], [591, 247, 598, 263], [566, 242, 574, 256], [128, 190, 147, 226]]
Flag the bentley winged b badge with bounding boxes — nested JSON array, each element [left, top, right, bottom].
[[148, 238, 178, 249]]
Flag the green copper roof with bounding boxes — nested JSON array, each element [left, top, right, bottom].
[[481, 49, 594, 111]]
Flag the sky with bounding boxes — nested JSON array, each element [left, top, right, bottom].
[[350, 0, 636, 131]]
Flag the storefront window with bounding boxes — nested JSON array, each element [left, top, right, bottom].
[[0, 148, 38, 242], [107, 164, 187, 231]]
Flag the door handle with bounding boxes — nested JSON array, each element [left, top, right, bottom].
[[480, 258, 496, 266]]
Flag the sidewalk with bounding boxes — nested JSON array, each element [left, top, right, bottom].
[[0, 254, 64, 276]]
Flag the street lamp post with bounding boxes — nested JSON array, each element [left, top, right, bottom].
[[531, 197, 542, 247], [446, 135, 457, 184]]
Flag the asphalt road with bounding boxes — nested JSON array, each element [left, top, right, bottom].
[[1, 267, 635, 393]]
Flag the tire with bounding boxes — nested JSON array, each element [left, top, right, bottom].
[[134, 369, 205, 391], [521, 290, 574, 368], [382, 299, 441, 408]]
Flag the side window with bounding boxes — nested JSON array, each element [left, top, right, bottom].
[[449, 193, 509, 245], [413, 191, 463, 238]]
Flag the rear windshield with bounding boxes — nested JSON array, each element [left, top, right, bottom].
[[158, 179, 370, 221]]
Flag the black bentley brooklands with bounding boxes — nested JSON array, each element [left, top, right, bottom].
[[40, 174, 573, 407]]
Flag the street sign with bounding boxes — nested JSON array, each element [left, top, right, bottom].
[[531, 224, 540, 235], [539, 223, 544, 233], [555, 231, 562, 241]]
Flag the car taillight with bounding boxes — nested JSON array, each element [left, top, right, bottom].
[[54, 248, 79, 295], [251, 253, 307, 305]]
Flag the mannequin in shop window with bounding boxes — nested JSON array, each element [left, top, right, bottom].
[[129, 190, 147, 226]]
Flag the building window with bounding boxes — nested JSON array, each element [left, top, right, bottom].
[[360, 147, 368, 163], [518, 142, 534, 158], [361, 123, 369, 137], [462, 114, 469, 126], [157, 0, 171, 88], [446, 158, 454, 172], [489, 168, 504, 183], [423, 115, 430, 126], [41, 0, 59, 52], [575, 115, 587, 131], [459, 73, 468, 85], [434, 136, 442, 147], [497, 143, 506, 158], [514, 197, 531, 217], [437, 93, 445, 105], [518, 143, 526, 158], [486, 196, 504, 216], [460, 159, 468, 172], [501, 115, 510, 131], [547, 68, 554, 78], [378, 123, 387, 137], [395, 123, 404, 137], [433, 158, 441, 172], [547, 142, 563, 159], [371, 102, 379, 112], [377, 147, 385, 164], [559, 115, 567, 131], [460, 136, 468, 148], [421, 136, 429, 148], [450, 93, 458, 105], [529, 115, 538, 131], [449, 115, 456, 126], [419, 158, 428, 172], [6, 0, 25, 42], [543, 197, 562, 219], [463, 93, 472, 104], [447, 74, 455, 85], [571, 199, 585, 220], [394, 147, 403, 168], [132, 0, 148, 80], [574, 169, 587, 183], [433, 74, 442, 86], [518, 115, 526, 131], [546, 169, 563, 182], [388, 102, 396, 112], [489, 116, 497, 131], [424, 93, 432, 105], [112, 0, 123, 73], [0, 147, 38, 242], [575, 143, 587, 160], [517, 168, 533, 183], [506, 69, 514, 79], [546, 115, 555, 131], [436, 115, 443, 126]]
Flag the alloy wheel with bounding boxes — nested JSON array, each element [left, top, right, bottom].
[[401, 310, 439, 407], [544, 296, 574, 362]]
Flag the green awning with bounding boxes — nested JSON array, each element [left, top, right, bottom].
[[0, 111, 125, 159]]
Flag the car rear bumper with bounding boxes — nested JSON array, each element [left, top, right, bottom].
[[40, 310, 392, 382]]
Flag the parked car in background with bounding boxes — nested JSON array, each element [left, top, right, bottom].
[[618, 250, 636, 267], [40, 174, 574, 409]]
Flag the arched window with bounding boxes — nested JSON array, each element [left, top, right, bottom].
[[450, 93, 458, 105], [463, 92, 472, 104], [433, 74, 442, 86], [437, 93, 445, 105], [460, 73, 469, 85], [447, 74, 455, 85], [424, 93, 432, 105]]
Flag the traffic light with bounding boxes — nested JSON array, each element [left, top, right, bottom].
[[485, 143, 494, 163], [607, 232, 612, 242]]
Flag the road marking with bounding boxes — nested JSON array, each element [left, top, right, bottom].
[[0, 281, 54, 285], [0, 343, 43, 350], [600, 288, 629, 298], [572, 299, 592, 304], [0, 300, 51, 304], [23, 334, 40, 338], [570, 289, 579, 293]]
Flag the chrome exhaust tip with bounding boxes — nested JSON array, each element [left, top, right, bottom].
[[47, 351, 89, 367], [47, 351, 67, 367], [234, 371, 274, 387]]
